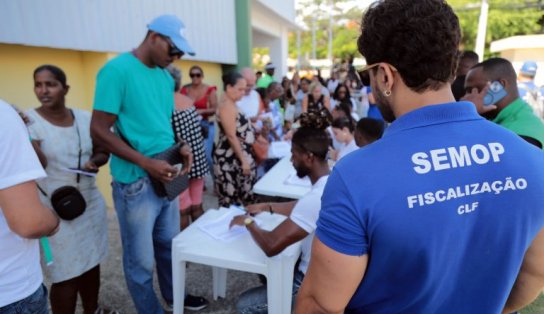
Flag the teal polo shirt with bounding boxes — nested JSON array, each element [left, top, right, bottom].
[[93, 52, 175, 183]]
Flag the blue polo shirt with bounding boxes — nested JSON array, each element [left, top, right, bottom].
[[317, 101, 544, 313]]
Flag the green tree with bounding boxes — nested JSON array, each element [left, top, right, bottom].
[[441, 0, 543, 56], [289, 0, 361, 63]]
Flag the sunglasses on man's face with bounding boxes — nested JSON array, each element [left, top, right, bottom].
[[161, 36, 184, 58], [190, 73, 202, 78]]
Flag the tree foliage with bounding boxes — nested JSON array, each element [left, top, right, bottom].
[[289, 0, 544, 61], [450, 0, 543, 56]]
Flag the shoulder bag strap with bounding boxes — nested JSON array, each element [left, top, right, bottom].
[[70, 110, 82, 185]]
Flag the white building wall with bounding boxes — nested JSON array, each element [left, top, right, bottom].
[[256, 0, 296, 23], [0, 0, 238, 64], [251, 0, 297, 79]]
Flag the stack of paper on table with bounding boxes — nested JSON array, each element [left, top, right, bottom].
[[199, 206, 263, 242], [284, 171, 311, 187]]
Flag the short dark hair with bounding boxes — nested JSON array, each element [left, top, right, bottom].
[[356, 118, 385, 141], [471, 57, 517, 87], [293, 107, 332, 160], [332, 116, 355, 133], [358, 0, 460, 92], [267, 81, 281, 93], [33, 64, 67, 88], [222, 71, 243, 91], [460, 50, 479, 63], [333, 101, 353, 118]]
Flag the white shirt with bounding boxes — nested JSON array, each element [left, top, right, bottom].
[[337, 139, 359, 161], [290, 175, 329, 274], [0, 100, 46, 306], [236, 90, 261, 119], [327, 79, 339, 94]]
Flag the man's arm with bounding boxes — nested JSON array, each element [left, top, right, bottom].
[[245, 201, 298, 217], [503, 228, 544, 313], [295, 237, 368, 313], [90, 110, 178, 182], [0, 181, 59, 239], [230, 216, 308, 257]]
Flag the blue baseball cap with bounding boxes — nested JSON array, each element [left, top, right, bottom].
[[520, 61, 537, 76], [147, 15, 195, 56]]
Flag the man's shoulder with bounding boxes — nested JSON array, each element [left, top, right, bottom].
[[101, 52, 134, 72]]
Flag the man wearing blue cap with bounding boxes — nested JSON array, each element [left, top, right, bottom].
[[517, 61, 544, 119], [90, 15, 208, 313]]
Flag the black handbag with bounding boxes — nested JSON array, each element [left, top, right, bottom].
[[117, 124, 189, 201], [148, 142, 189, 201], [38, 110, 86, 221], [49, 186, 86, 220]]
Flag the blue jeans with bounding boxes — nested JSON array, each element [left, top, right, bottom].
[[112, 176, 180, 314], [0, 284, 48, 314], [236, 269, 305, 314], [202, 120, 215, 178]]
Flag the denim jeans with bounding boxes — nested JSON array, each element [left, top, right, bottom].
[[0, 284, 48, 314], [236, 269, 305, 314], [202, 120, 215, 178], [112, 176, 180, 314]]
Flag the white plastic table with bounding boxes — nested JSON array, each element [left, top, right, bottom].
[[253, 156, 311, 199], [172, 207, 302, 314]]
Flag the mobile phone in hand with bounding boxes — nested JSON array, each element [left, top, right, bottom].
[[483, 81, 507, 106]]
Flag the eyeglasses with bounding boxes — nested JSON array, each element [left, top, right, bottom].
[[360, 63, 398, 73], [190, 73, 202, 78], [160, 35, 184, 58]]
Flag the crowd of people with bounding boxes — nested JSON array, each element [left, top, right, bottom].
[[2, 1, 544, 313]]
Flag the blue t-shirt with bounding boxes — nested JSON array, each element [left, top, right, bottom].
[[365, 87, 384, 121], [93, 52, 175, 183], [317, 102, 544, 313]]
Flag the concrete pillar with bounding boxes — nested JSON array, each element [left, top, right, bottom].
[[235, 0, 252, 70]]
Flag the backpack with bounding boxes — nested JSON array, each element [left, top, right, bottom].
[[519, 83, 544, 119]]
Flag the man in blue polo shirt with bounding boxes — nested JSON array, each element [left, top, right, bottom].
[[295, 1, 544, 313], [91, 15, 207, 313]]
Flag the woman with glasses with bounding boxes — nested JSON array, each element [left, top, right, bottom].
[[181, 66, 218, 179], [331, 83, 360, 120]]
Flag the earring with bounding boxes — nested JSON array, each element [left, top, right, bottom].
[[384, 90, 392, 97]]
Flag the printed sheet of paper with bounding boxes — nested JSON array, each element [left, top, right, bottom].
[[199, 206, 262, 242], [62, 168, 97, 177], [284, 171, 311, 187]]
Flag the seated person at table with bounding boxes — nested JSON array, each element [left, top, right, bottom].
[[230, 108, 331, 313]]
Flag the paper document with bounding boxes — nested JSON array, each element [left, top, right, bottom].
[[268, 141, 291, 159], [199, 206, 262, 242], [284, 171, 311, 187], [62, 168, 97, 177]]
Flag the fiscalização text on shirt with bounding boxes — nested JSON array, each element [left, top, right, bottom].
[[407, 142, 528, 215]]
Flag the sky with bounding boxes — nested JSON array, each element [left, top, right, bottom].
[[294, 0, 375, 26]]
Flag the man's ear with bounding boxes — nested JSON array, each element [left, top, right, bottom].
[[378, 63, 396, 92], [498, 78, 509, 90]]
